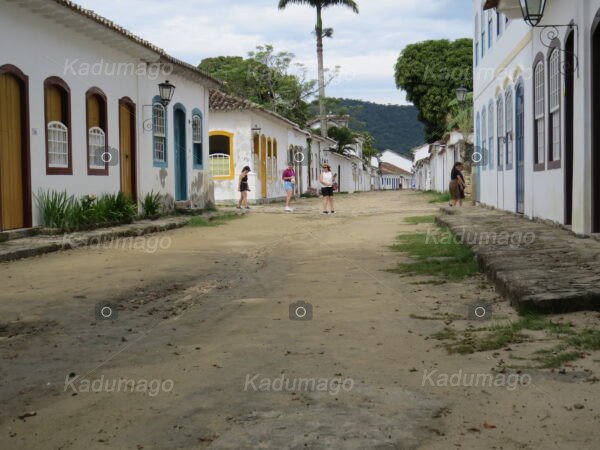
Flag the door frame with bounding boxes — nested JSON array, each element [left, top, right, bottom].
[[118, 97, 137, 202], [0, 64, 31, 231], [564, 30, 575, 226], [173, 103, 188, 201], [515, 79, 525, 214], [592, 11, 600, 231]]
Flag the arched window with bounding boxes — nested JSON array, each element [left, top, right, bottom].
[[482, 107, 487, 170], [505, 87, 514, 169], [44, 77, 71, 174], [481, 2, 486, 59], [86, 88, 108, 175], [534, 55, 546, 169], [548, 45, 561, 167], [488, 101, 494, 169], [152, 97, 167, 166], [209, 131, 234, 179], [497, 95, 504, 170], [487, 10, 493, 48], [192, 110, 203, 168], [475, 13, 480, 66]]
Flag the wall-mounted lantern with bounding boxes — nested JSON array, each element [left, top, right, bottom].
[[158, 80, 176, 106]]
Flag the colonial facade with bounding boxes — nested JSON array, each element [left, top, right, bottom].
[[475, 0, 600, 234], [0, 0, 219, 231], [209, 90, 315, 204]]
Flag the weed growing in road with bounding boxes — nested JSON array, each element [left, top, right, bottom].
[[421, 191, 451, 204], [187, 212, 244, 227], [404, 215, 436, 224], [430, 313, 598, 368], [390, 226, 478, 280]]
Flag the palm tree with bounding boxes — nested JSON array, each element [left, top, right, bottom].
[[278, 0, 359, 137]]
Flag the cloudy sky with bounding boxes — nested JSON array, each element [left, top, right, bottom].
[[76, 0, 472, 105]]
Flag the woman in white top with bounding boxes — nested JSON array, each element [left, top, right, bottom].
[[319, 164, 335, 214]]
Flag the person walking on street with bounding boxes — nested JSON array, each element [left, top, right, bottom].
[[237, 166, 251, 210], [449, 162, 466, 207], [320, 164, 335, 214], [282, 162, 297, 212]]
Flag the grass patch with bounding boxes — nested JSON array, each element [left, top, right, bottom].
[[390, 228, 479, 281], [422, 191, 451, 204], [188, 212, 244, 227], [431, 313, 594, 367], [404, 215, 436, 225]]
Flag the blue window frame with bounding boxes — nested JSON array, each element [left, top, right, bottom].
[[488, 12, 493, 48], [152, 95, 168, 168], [488, 101, 495, 170], [482, 107, 487, 170], [192, 108, 203, 169]]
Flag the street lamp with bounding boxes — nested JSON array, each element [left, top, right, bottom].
[[519, 0, 547, 27], [158, 80, 176, 106], [456, 87, 468, 103]]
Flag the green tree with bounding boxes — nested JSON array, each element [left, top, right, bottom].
[[199, 45, 317, 126], [394, 39, 473, 142], [278, 0, 359, 137], [446, 92, 474, 134]]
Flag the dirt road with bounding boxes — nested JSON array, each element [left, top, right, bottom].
[[1, 191, 598, 449]]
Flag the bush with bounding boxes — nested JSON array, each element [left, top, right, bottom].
[[141, 191, 163, 218], [36, 190, 137, 231]]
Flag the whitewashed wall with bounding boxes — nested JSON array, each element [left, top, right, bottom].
[[0, 0, 213, 226]]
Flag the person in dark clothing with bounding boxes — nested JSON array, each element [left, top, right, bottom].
[[449, 162, 466, 207], [237, 166, 251, 210]]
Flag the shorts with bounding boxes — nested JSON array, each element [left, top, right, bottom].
[[321, 187, 334, 197], [240, 183, 249, 192], [284, 181, 295, 192]]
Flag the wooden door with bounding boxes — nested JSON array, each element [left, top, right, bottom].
[[565, 32, 575, 226], [515, 82, 525, 215], [174, 107, 188, 201], [119, 99, 136, 201], [0, 72, 25, 230], [260, 136, 267, 198]]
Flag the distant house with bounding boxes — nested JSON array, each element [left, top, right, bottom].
[[380, 162, 412, 190], [0, 0, 220, 231], [412, 144, 432, 191], [209, 90, 311, 204], [309, 114, 372, 193]]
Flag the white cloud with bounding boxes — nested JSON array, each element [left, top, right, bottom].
[[73, 0, 472, 105]]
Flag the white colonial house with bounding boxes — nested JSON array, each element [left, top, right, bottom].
[[308, 114, 372, 193], [209, 90, 317, 204], [380, 162, 413, 190], [380, 150, 415, 188], [412, 144, 432, 191], [0, 0, 219, 231], [475, 0, 600, 235]]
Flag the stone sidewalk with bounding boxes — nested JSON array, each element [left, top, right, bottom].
[[436, 206, 600, 313], [0, 216, 191, 263]]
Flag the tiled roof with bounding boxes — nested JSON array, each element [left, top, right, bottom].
[[210, 90, 307, 133], [49, 0, 221, 87], [380, 162, 412, 176]]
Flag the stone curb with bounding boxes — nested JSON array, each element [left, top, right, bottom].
[[435, 207, 600, 313], [0, 217, 191, 264]]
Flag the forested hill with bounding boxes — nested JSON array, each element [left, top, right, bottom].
[[325, 99, 425, 157]]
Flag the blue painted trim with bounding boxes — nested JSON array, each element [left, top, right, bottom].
[[191, 108, 203, 169], [152, 95, 168, 168], [173, 104, 188, 201]]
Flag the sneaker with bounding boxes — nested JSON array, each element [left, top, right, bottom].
[[331, 211, 336, 214], [245, 207, 251, 210], [285, 206, 292, 212], [323, 211, 329, 214]]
